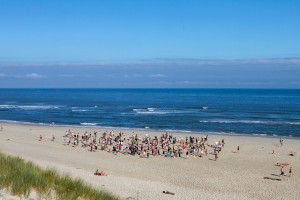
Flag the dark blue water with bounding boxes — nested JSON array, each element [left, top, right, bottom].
[[0, 89, 299, 137]]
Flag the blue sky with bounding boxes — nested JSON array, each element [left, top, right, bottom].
[[0, 1, 300, 88]]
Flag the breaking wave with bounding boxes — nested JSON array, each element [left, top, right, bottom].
[[133, 108, 181, 115], [199, 120, 300, 125], [0, 104, 59, 110], [80, 122, 98, 126]]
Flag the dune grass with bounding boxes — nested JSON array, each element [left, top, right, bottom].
[[0, 152, 118, 200]]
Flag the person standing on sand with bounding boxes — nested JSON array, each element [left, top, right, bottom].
[[237, 146, 240, 153], [280, 166, 284, 176], [289, 167, 292, 177], [0, 126, 3, 131], [279, 138, 283, 146]]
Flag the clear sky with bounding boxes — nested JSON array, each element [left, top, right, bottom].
[[0, 1, 300, 88]]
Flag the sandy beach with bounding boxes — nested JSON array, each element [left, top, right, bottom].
[[0, 123, 299, 200]]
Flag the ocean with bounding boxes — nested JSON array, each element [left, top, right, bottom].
[[0, 89, 299, 138]]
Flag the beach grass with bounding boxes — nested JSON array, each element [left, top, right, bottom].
[[0, 152, 118, 200]]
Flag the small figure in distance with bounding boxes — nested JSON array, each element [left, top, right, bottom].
[[280, 166, 284, 176], [163, 191, 175, 195], [289, 151, 296, 156], [94, 169, 107, 176], [275, 162, 289, 166], [279, 138, 283, 147]]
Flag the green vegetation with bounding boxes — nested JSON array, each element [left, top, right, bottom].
[[0, 152, 118, 200]]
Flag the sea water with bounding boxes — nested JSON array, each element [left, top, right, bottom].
[[0, 89, 299, 137]]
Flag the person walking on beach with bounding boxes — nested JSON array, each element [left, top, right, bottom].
[[204, 135, 208, 142], [0, 126, 2, 131], [214, 152, 218, 161], [279, 138, 283, 146], [280, 166, 284, 176], [289, 167, 292, 177]]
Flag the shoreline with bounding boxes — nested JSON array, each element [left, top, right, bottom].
[[0, 122, 299, 199], [0, 120, 299, 140]]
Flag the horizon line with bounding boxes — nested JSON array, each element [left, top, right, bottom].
[[1, 57, 300, 67]]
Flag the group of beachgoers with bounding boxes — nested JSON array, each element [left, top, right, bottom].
[[61, 129, 225, 160], [59, 129, 295, 178], [274, 138, 294, 178]]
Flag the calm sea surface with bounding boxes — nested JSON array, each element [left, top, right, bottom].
[[0, 89, 299, 137]]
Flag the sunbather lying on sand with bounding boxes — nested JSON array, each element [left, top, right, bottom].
[[94, 169, 108, 176], [264, 177, 281, 181], [163, 191, 175, 195], [275, 162, 290, 166]]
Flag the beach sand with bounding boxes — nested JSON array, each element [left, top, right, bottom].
[[0, 123, 299, 200]]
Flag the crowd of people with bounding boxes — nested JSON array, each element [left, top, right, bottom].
[[60, 129, 295, 178], [62, 129, 225, 160]]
